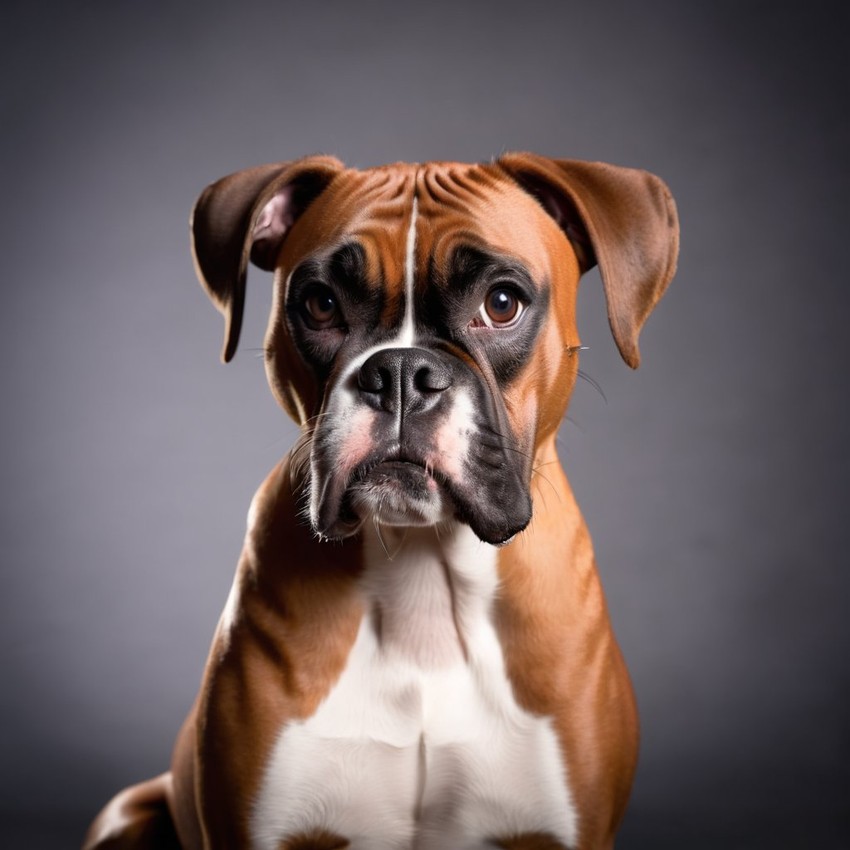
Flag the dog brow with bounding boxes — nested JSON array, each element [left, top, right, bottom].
[[327, 242, 368, 287], [290, 242, 372, 302]]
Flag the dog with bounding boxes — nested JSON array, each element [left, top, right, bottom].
[[83, 152, 678, 850]]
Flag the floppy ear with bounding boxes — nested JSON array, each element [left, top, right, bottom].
[[497, 152, 679, 368], [190, 155, 345, 362]]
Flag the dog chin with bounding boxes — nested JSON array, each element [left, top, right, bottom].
[[346, 461, 451, 528]]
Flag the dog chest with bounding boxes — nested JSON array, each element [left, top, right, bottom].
[[249, 525, 578, 850]]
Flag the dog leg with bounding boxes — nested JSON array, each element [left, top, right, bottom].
[[82, 772, 181, 850]]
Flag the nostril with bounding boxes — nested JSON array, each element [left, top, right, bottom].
[[414, 364, 452, 393], [359, 364, 391, 395]]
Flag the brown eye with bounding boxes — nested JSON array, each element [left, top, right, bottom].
[[303, 286, 340, 328], [476, 287, 524, 328]]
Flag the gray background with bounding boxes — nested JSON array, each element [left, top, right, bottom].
[[2, 1, 848, 847]]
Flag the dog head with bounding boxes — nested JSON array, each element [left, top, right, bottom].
[[191, 154, 678, 545]]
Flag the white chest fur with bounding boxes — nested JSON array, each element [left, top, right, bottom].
[[250, 525, 578, 850]]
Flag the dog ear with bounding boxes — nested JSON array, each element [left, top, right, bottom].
[[497, 153, 679, 369], [191, 156, 345, 362]]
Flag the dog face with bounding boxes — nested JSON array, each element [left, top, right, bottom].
[[191, 155, 678, 545]]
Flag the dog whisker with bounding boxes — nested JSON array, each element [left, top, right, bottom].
[[531, 464, 561, 505], [576, 369, 607, 404], [372, 516, 393, 561]]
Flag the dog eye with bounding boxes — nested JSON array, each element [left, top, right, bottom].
[[302, 286, 342, 329], [472, 287, 525, 329]]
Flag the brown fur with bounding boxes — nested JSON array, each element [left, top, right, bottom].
[[83, 154, 677, 850], [493, 833, 570, 850]]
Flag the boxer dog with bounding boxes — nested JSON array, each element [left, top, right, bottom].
[[84, 153, 678, 850]]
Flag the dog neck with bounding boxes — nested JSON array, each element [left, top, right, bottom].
[[357, 521, 499, 669]]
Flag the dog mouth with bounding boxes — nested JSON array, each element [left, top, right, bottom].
[[339, 458, 451, 530], [313, 443, 532, 546], [310, 418, 533, 546]]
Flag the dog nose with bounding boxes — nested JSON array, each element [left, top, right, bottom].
[[358, 347, 453, 416]]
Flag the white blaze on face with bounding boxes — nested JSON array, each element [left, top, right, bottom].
[[397, 195, 419, 348]]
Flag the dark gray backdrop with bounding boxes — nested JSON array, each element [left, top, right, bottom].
[[2, 1, 847, 848]]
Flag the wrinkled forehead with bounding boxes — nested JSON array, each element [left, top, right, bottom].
[[415, 162, 557, 282], [282, 161, 557, 284]]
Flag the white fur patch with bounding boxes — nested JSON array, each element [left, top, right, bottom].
[[429, 388, 475, 483], [250, 525, 578, 849], [398, 195, 419, 347]]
